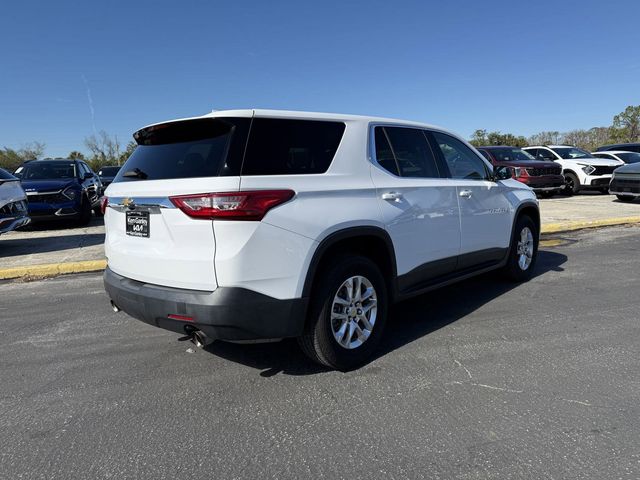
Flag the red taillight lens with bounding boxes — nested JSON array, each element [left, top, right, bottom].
[[169, 190, 295, 220], [100, 196, 109, 215]]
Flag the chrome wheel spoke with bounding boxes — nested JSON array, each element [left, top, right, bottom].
[[331, 275, 378, 350]]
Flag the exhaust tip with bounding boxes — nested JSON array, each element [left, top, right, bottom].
[[191, 330, 211, 349], [110, 300, 121, 313]]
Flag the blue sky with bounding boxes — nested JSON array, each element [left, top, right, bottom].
[[1, 0, 639, 157]]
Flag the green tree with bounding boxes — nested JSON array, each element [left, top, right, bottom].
[[118, 141, 137, 165], [84, 131, 121, 170], [611, 105, 640, 143], [528, 131, 562, 146], [68, 151, 86, 160], [469, 130, 527, 147], [0, 142, 46, 171]]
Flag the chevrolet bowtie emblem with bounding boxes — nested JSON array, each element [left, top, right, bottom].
[[122, 198, 135, 208]]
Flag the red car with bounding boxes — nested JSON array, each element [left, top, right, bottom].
[[477, 146, 565, 197]]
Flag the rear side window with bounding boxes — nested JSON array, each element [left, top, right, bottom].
[[241, 118, 345, 175], [374, 127, 399, 176], [374, 127, 440, 178], [115, 117, 250, 182]]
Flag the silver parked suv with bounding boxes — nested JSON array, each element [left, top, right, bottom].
[[104, 109, 540, 369]]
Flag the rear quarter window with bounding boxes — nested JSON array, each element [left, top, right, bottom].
[[241, 118, 346, 175]]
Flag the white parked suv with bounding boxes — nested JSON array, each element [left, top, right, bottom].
[[523, 145, 623, 195], [104, 109, 540, 370]]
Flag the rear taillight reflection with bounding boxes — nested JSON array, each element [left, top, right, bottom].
[[169, 190, 295, 221]]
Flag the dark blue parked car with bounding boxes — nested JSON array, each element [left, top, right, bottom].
[[14, 159, 102, 225]]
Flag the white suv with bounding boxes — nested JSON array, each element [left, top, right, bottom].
[[104, 109, 540, 370], [523, 145, 623, 195]]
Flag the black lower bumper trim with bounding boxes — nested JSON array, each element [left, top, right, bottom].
[[104, 267, 308, 341]]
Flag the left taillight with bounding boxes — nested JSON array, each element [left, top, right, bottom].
[[100, 196, 109, 215], [169, 190, 295, 221]]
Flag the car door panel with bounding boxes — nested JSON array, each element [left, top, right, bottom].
[[370, 126, 461, 292]]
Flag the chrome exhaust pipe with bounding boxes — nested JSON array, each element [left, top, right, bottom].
[[110, 301, 121, 313], [191, 330, 212, 349]]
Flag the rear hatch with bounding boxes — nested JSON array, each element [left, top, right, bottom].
[[104, 116, 251, 290]]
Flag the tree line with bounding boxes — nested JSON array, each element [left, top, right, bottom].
[[1, 105, 639, 173], [0, 132, 136, 172], [469, 105, 640, 151]]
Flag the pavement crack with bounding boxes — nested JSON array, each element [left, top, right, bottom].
[[454, 359, 473, 379]]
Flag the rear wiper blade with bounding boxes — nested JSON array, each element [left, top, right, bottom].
[[122, 168, 148, 179]]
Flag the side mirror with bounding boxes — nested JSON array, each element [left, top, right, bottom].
[[494, 165, 512, 181]]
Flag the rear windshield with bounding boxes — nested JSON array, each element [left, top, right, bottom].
[[115, 118, 250, 182], [114, 117, 345, 182], [0, 168, 17, 180], [18, 161, 77, 180], [488, 148, 536, 162], [241, 118, 345, 175], [98, 166, 121, 176]]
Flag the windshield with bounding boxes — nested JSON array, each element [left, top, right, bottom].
[[552, 147, 593, 159], [99, 166, 121, 176], [18, 162, 77, 180], [489, 148, 536, 162], [618, 152, 640, 164]]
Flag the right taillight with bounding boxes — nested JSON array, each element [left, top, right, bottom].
[[100, 196, 109, 215], [169, 190, 295, 221]]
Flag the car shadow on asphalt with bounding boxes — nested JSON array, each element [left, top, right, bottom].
[[0, 233, 105, 257], [203, 250, 568, 377]]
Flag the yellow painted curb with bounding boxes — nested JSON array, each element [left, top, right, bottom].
[[0, 260, 107, 280], [541, 216, 640, 234]]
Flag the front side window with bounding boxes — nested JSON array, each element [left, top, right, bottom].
[[536, 148, 556, 160], [431, 132, 488, 180], [242, 119, 345, 176], [383, 127, 440, 178]]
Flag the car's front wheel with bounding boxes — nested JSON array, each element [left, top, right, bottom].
[[616, 194, 636, 202], [298, 255, 388, 370], [562, 172, 580, 196], [503, 215, 538, 282]]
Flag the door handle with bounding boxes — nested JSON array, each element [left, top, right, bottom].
[[381, 192, 403, 202], [459, 189, 473, 198]]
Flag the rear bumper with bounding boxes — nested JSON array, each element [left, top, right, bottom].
[[104, 267, 308, 341]]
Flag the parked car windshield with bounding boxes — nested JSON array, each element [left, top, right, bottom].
[[553, 147, 593, 159], [489, 148, 536, 162], [617, 152, 640, 163], [17, 161, 77, 180], [0, 168, 17, 180]]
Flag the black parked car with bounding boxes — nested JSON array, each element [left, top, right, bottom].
[[97, 166, 121, 191], [14, 159, 102, 225], [596, 143, 640, 153]]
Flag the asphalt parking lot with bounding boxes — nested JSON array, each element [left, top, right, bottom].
[[1, 225, 639, 479]]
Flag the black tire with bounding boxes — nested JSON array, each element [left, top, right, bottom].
[[298, 255, 388, 370], [502, 215, 538, 282], [599, 188, 609, 195], [616, 194, 636, 202], [77, 197, 92, 226], [562, 172, 580, 196], [539, 191, 555, 199], [93, 206, 103, 217]]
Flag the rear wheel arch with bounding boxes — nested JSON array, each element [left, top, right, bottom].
[[302, 227, 398, 301]]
